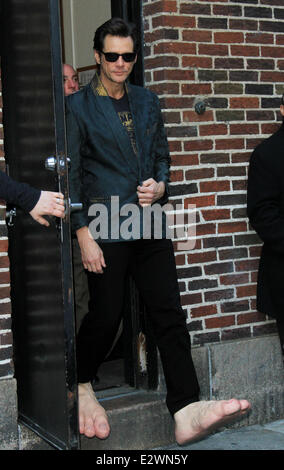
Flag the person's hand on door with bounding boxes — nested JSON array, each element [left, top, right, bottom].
[[29, 191, 65, 226]]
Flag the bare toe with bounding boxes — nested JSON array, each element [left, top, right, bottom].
[[94, 416, 110, 439], [78, 382, 110, 439], [174, 399, 251, 445]]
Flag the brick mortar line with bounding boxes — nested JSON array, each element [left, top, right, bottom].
[[168, 150, 256, 154], [169, 174, 249, 178], [0, 374, 14, 381], [177, 259, 258, 267], [194, 316, 274, 325], [0, 344, 12, 350], [144, 54, 282, 59], [178, 272, 258, 282], [169, 179, 248, 183], [153, 81, 279, 87], [185, 299, 255, 309], [148, 83, 279, 87], [160, 110, 275, 116], [145, 12, 284, 20], [0, 359, 12, 364], [169, 167, 248, 172], [175, 250, 254, 258], [145, 24, 283, 32], [170, 202, 247, 207], [146, 52, 284, 58], [167, 136, 261, 140]]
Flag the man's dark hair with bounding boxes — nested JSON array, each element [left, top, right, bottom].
[[282, 93, 284, 106], [93, 17, 139, 53]]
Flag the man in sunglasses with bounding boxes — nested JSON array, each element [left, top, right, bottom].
[[66, 17, 250, 445]]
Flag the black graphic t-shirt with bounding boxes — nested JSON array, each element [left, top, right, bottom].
[[110, 93, 138, 156]]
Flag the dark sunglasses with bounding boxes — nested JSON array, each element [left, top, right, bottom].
[[100, 51, 137, 63]]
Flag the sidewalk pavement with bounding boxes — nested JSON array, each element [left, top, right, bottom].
[[156, 419, 284, 451]]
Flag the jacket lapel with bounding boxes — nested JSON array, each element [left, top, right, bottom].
[[127, 85, 144, 161], [90, 74, 140, 177]]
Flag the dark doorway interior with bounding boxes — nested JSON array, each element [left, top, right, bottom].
[[60, 0, 156, 396]]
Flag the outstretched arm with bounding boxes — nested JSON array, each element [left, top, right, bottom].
[[0, 170, 64, 226]]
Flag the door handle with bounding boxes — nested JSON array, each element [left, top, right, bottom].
[[57, 200, 83, 243], [6, 208, 17, 227], [70, 202, 83, 213], [45, 155, 71, 172], [65, 199, 82, 217], [44, 157, 81, 218], [45, 155, 57, 171]]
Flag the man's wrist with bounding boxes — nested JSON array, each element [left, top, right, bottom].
[[157, 181, 165, 198], [76, 226, 89, 240]]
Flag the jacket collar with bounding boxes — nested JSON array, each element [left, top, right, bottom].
[[90, 71, 130, 97]]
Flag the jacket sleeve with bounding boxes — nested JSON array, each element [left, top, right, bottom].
[[152, 94, 171, 204], [65, 100, 89, 232], [247, 145, 284, 253], [0, 170, 40, 212]]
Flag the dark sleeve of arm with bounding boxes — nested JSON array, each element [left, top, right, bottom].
[[0, 170, 40, 212], [152, 94, 171, 204], [65, 101, 88, 232], [247, 147, 284, 253]]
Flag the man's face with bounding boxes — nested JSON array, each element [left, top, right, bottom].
[[63, 64, 79, 96], [94, 35, 137, 87]]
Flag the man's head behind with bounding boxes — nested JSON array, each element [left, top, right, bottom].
[[93, 17, 138, 59], [63, 64, 79, 96]]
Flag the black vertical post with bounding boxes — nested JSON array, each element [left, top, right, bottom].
[[111, 0, 144, 86]]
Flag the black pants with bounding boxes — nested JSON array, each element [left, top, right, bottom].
[[76, 238, 200, 416]]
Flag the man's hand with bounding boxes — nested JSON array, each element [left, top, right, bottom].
[[29, 191, 65, 226], [76, 226, 106, 273], [137, 178, 165, 207]]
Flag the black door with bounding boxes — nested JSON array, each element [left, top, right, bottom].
[[1, 0, 79, 450]]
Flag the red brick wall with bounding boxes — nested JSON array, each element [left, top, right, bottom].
[[0, 69, 13, 379], [143, 0, 284, 346]]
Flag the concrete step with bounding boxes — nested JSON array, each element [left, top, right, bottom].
[[17, 335, 284, 450], [19, 389, 175, 450], [80, 389, 175, 450]]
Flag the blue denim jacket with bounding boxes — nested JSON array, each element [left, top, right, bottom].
[[65, 73, 171, 242]]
